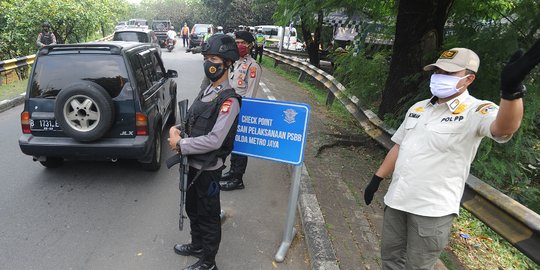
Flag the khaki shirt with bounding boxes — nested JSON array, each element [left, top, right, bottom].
[[384, 91, 511, 217], [229, 55, 261, 98], [179, 80, 240, 170]]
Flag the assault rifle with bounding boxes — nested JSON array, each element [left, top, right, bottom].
[[166, 99, 189, 231]]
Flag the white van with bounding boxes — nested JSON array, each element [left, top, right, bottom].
[[256, 25, 300, 50]]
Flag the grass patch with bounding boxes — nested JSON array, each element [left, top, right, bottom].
[[0, 78, 27, 101], [438, 251, 458, 270], [449, 209, 539, 269]]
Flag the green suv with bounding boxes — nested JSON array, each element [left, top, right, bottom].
[[19, 42, 178, 171]]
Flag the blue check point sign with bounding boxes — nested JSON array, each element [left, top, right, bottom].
[[232, 98, 310, 165]]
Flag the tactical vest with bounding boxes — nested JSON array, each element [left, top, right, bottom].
[[40, 32, 53, 45], [186, 88, 241, 166]]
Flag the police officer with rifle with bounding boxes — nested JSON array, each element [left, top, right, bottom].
[[168, 34, 241, 270]]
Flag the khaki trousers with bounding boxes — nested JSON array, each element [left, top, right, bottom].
[[381, 206, 455, 270]]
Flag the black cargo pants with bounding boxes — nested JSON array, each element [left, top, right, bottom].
[[185, 167, 222, 265], [230, 153, 248, 177]]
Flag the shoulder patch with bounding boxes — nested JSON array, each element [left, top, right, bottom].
[[249, 66, 257, 78], [220, 98, 234, 113], [475, 103, 497, 115]]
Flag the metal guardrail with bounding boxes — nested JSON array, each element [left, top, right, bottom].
[[0, 34, 114, 73], [264, 48, 540, 264], [0, 55, 35, 73]]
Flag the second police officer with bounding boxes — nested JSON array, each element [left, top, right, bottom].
[[219, 30, 262, 191], [168, 34, 241, 270], [36, 21, 57, 48]]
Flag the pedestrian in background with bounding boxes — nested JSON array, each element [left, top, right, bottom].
[[254, 28, 266, 63], [363, 42, 540, 270], [36, 21, 56, 48], [181, 23, 190, 48], [216, 26, 224, 34], [219, 30, 262, 191], [201, 26, 213, 46], [169, 34, 241, 270]]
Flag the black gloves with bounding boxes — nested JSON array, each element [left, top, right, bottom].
[[364, 174, 383, 205], [500, 39, 540, 100]]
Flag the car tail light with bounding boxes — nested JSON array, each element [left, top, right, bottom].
[[21, 111, 31, 134], [135, 113, 148, 136]]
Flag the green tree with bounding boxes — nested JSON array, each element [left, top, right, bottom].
[[274, 0, 393, 67], [378, 0, 454, 118], [0, 0, 129, 59]]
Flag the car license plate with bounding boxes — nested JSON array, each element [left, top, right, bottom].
[[30, 119, 62, 131]]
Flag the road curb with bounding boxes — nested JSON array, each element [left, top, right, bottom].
[[298, 164, 340, 270], [0, 95, 24, 113]]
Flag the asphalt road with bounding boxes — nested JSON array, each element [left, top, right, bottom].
[[0, 43, 308, 270]]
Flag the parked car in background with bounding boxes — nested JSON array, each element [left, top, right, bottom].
[[127, 18, 148, 30], [151, 19, 172, 48], [19, 42, 178, 171], [189, 23, 213, 49], [115, 21, 127, 31], [256, 25, 300, 50], [113, 28, 161, 55]]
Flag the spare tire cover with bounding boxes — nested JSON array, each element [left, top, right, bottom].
[[54, 81, 115, 142]]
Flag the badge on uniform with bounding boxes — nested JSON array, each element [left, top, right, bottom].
[[249, 67, 257, 78], [237, 79, 244, 87], [242, 63, 248, 70], [476, 103, 497, 115], [452, 103, 467, 115], [221, 99, 233, 113]]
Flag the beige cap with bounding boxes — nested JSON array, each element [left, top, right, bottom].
[[423, 48, 480, 73]]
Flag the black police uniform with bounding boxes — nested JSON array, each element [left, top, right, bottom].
[[180, 84, 241, 268]]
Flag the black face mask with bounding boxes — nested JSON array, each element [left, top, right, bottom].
[[204, 60, 225, 82]]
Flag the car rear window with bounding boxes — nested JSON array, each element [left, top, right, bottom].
[[114, 32, 149, 43], [30, 54, 129, 98], [193, 25, 210, 34]]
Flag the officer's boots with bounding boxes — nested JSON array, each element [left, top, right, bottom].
[[219, 173, 244, 191], [174, 243, 203, 258], [183, 260, 218, 270]]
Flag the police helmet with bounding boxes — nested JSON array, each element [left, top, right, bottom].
[[170, 26, 174, 30], [217, 26, 223, 30], [235, 30, 255, 44], [42, 21, 50, 28], [202, 34, 239, 63]]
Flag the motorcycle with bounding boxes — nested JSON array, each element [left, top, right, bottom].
[[167, 38, 175, 52]]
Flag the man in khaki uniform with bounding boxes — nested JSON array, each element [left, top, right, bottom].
[[363, 42, 540, 269], [219, 30, 262, 191]]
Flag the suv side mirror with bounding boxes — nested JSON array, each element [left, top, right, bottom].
[[166, 69, 178, 78]]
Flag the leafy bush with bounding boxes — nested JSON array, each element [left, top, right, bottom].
[[333, 50, 390, 111]]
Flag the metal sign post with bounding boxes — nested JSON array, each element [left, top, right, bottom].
[[275, 163, 302, 262], [232, 98, 310, 262]]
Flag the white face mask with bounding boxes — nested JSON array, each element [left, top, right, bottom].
[[429, 74, 469, 99]]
